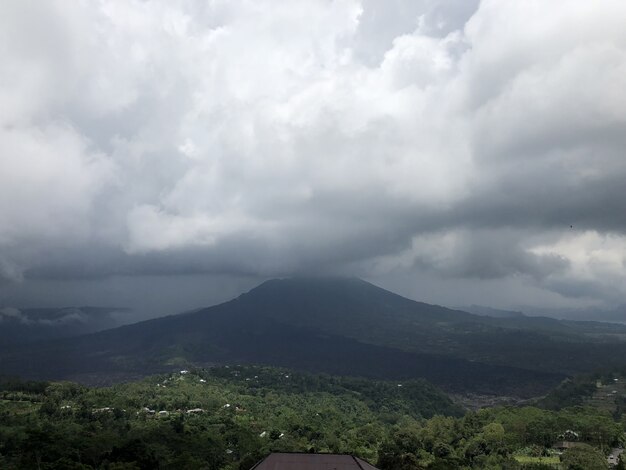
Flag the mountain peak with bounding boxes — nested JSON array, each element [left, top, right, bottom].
[[237, 276, 413, 310], [247, 276, 369, 291], [0, 275, 569, 397]]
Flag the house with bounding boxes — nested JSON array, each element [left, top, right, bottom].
[[250, 452, 380, 469], [553, 441, 582, 452], [608, 448, 623, 467], [558, 430, 579, 441], [92, 407, 113, 414], [186, 408, 204, 414]]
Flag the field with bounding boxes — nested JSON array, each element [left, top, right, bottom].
[[514, 455, 561, 468], [586, 376, 626, 414]]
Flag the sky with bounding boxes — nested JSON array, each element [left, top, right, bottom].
[[1, 0, 626, 321]]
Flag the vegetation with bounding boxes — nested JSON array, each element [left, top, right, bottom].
[[1, 367, 624, 469], [539, 376, 599, 410]]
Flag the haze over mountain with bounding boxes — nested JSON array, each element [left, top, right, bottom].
[[461, 304, 626, 324], [0, 306, 126, 348], [457, 305, 525, 319], [4, 277, 626, 397], [519, 305, 626, 324]]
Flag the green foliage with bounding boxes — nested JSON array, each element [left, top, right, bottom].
[[539, 377, 597, 410], [0, 377, 50, 394], [1, 368, 623, 469], [0, 367, 458, 469], [561, 444, 608, 469]]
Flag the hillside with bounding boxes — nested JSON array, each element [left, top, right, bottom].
[[2, 277, 626, 396], [232, 278, 626, 374], [0, 366, 461, 469], [1, 367, 623, 469]]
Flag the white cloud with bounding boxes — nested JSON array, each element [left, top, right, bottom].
[[0, 124, 111, 228]]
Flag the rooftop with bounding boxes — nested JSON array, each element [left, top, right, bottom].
[[251, 453, 380, 470]]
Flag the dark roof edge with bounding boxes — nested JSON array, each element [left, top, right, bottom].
[[249, 452, 379, 470], [352, 455, 366, 470]]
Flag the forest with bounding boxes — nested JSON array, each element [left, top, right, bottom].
[[1, 366, 624, 469]]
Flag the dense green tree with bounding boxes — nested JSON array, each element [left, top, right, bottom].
[[561, 444, 608, 470], [1, 368, 625, 469]]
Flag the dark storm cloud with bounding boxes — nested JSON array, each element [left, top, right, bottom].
[[1, 0, 626, 314], [448, 164, 626, 233], [415, 232, 570, 281]]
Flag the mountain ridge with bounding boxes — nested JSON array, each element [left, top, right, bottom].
[[3, 277, 626, 397]]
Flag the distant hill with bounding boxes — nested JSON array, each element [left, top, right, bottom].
[[460, 305, 525, 318], [3, 277, 626, 397], [0, 306, 126, 349], [522, 305, 626, 324]]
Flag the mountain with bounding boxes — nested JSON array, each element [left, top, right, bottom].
[[225, 278, 626, 375], [2, 277, 626, 397]]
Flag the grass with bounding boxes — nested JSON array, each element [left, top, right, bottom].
[[514, 455, 561, 468]]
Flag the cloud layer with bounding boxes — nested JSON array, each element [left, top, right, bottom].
[[1, 0, 626, 309]]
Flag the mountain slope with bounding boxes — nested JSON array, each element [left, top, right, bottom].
[[227, 278, 626, 374], [3, 277, 624, 396]]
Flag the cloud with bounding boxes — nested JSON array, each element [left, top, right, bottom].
[[1, 0, 625, 309], [0, 307, 28, 324]]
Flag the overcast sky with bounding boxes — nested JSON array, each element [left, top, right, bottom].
[[1, 0, 626, 319]]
